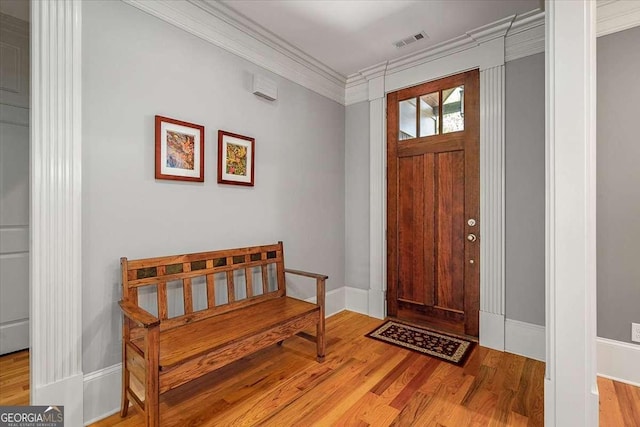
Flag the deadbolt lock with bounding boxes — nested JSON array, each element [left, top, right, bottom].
[[467, 218, 476, 227]]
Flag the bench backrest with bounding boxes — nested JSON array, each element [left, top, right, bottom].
[[121, 242, 286, 331]]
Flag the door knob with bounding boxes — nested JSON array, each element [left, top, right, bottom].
[[467, 234, 477, 242]]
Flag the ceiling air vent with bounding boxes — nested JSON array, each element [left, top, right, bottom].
[[393, 31, 429, 49]]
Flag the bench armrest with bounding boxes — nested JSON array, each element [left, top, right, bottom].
[[284, 269, 328, 281], [119, 300, 160, 328], [285, 268, 327, 313]]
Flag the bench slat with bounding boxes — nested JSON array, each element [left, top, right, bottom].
[[226, 257, 235, 303], [245, 267, 253, 298], [157, 266, 167, 320], [261, 264, 268, 294], [182, 263, 193, 314]]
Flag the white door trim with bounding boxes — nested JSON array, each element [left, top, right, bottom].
[[30, 1, 84, 425], [544, 0, 598, 425]]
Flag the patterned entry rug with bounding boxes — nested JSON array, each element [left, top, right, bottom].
[[366, 320, 476, 366]]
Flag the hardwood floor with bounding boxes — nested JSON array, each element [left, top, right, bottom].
[[0, 349, 29, 406], [1, 311, 638, 426]]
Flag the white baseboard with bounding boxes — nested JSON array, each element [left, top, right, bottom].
[[480, 311, 505, 351], [596, 337, 640, 387], [0, 319, 29, 355], [83, 363, 122, 425], [33, 373, 84, 427], [505, 318, 545, 362], [345, 287, 369, 315]]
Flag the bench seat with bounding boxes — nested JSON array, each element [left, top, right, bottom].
[[131, 297, 320, 369]]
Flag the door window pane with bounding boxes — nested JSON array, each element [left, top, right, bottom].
[[442, 85, 464, 133], [399, 99, 417, 140], [419, 92, 440, 137]]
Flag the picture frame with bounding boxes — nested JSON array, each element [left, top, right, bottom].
[[155, 115, 205, 182], [217, 130, 255, 186]]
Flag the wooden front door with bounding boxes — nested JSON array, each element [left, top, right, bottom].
[[387, 69, 479, 337]]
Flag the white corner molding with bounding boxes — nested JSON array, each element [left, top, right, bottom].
[[30, 0, 84, 424], [505, 319, 545, 362], [596, 337, 640, 386], [368, 70, 386, 320], [479, 65, 506, 351], [596, 0, 640, 37], [123, 0, 346, 104], [545, 1, 598, 426]]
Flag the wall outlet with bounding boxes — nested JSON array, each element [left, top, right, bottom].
[[632, 323, 640, 343]]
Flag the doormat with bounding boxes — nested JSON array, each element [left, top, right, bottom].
[[366, 320, 475, 366]]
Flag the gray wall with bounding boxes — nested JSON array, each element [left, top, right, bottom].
[[82, 1, 345, 373], [597, 26, 640, 344], [345, 102, 370, 290], [505, 53, 546, 326]]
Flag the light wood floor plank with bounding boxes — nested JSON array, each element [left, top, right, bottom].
[[1, 312, 639, 426], [0, 350, 29, 406]]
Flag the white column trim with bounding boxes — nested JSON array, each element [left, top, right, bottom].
[[479, 65, 506, 350], [30, 0, 84, 425], [545, 1, 598, 425]]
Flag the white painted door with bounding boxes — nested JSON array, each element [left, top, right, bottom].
[[0, 13, 30, 355]]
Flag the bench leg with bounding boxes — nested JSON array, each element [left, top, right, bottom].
[[144, 327, 160, 427], [316, 278, 326, 362], [120, 352, 130, 416], [316, 320, 325, 362], [121, 318, 130, 417]]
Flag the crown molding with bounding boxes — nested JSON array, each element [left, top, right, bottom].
[[196, 0, 344, 85], [122, 0, 346, 104], [596, 0, 640, 37], [508, 9, 545, 35], [505, 10, 545, 61], [123, 1, 549, 106], [467, 15, 516, 44], [345, 10, 544, 105], [359, 62, 388, 81]]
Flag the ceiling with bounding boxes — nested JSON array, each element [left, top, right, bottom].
[[221, 0, 541, 77]]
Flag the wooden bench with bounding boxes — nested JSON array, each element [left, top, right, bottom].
[[118, 242, 327, 427]]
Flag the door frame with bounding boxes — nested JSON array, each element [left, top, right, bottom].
[[364, 36, 509, 351]]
